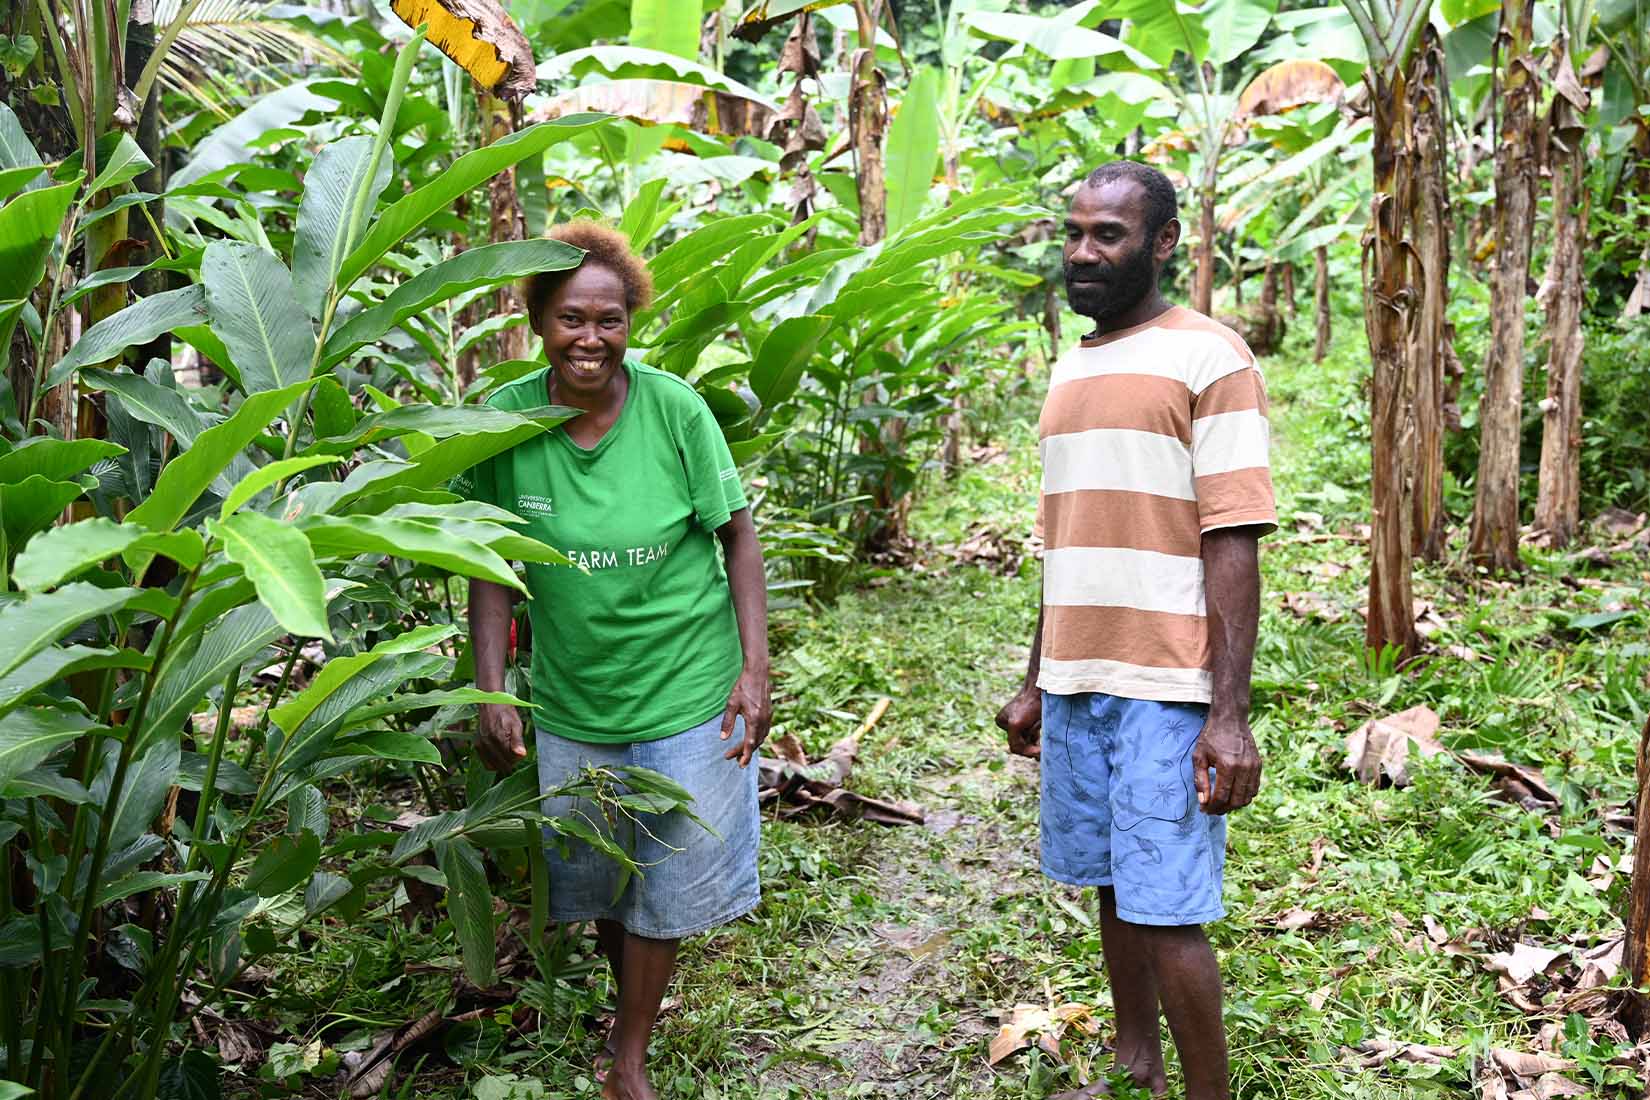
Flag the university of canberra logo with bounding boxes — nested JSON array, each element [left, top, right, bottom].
[[516, 494, 556, 517]]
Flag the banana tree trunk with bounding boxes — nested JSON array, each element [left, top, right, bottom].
[[1282, 261, 1297, 319], [1534, 41, 1590, 547], [1409, 28, 1451, 562], [849, 0, 887, 245], [1314, 244, 1330, 362], [1627, 714, 1650, 1037], [1469, 0, 1538, 573], [481, 92, 530, 373], [1363, 60, 1419, 659], [1193, 179, 1216, 315]]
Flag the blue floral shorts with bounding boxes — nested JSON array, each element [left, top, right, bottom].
[[1039, 691, 1227, 927]]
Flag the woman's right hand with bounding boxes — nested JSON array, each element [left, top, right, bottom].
[[477, 702, 526, 772]]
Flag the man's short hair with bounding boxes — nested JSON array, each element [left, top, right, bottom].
[[1084, 161, 1179, 237]]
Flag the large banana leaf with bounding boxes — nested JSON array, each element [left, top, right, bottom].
[[172, 80, 334, 188], [538, 45, 769, 101], [963, 9, 1160, 67], [749, 314, 830, 411], [530, 80, 774, 141], [202, 241, 316, 394], [631, 0, 701, 58]]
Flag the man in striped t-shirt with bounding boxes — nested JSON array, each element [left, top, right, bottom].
[[996, 162, 1275, 1100]]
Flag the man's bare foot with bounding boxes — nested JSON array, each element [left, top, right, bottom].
[[593, 1036, 616, 1082], [1050, 1081, 1111, 1100], [600, 1062, 657, 1100]]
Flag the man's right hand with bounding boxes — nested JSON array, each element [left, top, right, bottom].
[[995, 688, 1042, 759], [476, 701, 526, 772]]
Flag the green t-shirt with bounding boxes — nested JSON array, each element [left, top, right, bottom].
[[453, 359, 748, 743]]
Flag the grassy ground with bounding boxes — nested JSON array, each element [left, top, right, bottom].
[[241, 314, 1648, 1099]]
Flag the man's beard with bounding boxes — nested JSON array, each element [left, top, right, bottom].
[[1064, 243, 1157, 323]]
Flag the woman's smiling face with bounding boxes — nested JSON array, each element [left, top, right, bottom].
[[537, 264, 630, 398]]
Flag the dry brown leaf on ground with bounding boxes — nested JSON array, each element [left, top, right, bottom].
[[1485, 942, 1569, 984], [1282, 590, 1342, 622], [1490, 1048, 1574, 1078], [1273, 906, 1322, 932], [1592, 507, 1646, 540], [1511, 1072, 1592, 1099], [1355, 1038, 1456, 1067], [1456, 751, 1559, 807], [987, 1002, 1099, 1066], [1344, 705, 1444, 786]]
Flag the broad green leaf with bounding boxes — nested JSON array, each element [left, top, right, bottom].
[[302, 515, 523, 590], [213, 512, 332, 639], [0, 583, 141, 681], [320, 403, 563, 450], [0, 477, 89, 552], [618, 176, 678, 252], [61, 264, 148, 308], [885, 66, 942, 237], [0, 102, 44, 178], [336, 117, 610, 292], [172, 80, 334, 188], [0, 179, 79, 302], [0, 706, 97, 788], [0, 437, 124, 485], [541, 46, 770, 103], [220, 455, 343, 519], [631, 0, 702, 57], [435, 836, 496, 987], [96, 870, 211, 907], [326, 409, 571, 505], [202, 241, 316, 394], [87, 133, 154, 194], [750, 314, 830, 411], [1440, 0, 1499, 26], [4, 766, 93, 803], [1199, 0, 1279, 65], [126, 378, 316, 537], [48, 285, 209, 388], [269, 624, 456, 737], [288, 784, 329, 838], [962, 10, 1160, 66], [339, 731, 442, 764], [322, 239, 585, 368], [14, 517, 143, 591], [274, 651, 446, 776], [142, 601, 283, 748], [304, 871, 351, 916], [245, 830, 321, 897], [0, 645, 147, 719], [291, 135, 392, 319], [82, 368, 214, 448]]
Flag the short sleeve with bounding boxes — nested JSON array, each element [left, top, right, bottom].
[[680, 395, 748, 530], [1190, 366, 1277, 535]]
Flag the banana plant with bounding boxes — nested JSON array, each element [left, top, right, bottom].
[[0, 30, 701, 1100]]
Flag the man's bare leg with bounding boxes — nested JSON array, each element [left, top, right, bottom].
[[1141, 922, 1227, 1100], [602, 931, 679, 1100], [594, 920, 626, 1074], [1052, 887, 1168, 1099]]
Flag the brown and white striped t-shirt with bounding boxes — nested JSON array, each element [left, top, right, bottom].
[[1036, 306, 1276, 704]]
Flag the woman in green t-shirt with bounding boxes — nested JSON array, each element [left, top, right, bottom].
[[461, 222, 770, 1100]]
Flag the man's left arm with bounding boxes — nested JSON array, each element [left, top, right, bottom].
[[1193, 526, 1263, 814]]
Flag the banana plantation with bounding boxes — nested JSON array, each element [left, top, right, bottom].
[[0, 0, 1647, 1098]]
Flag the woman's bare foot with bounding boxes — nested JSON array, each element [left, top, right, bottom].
[[600, 1061, 657, 1100]]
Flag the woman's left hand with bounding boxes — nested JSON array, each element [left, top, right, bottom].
[[721, 663, 771, 767]]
